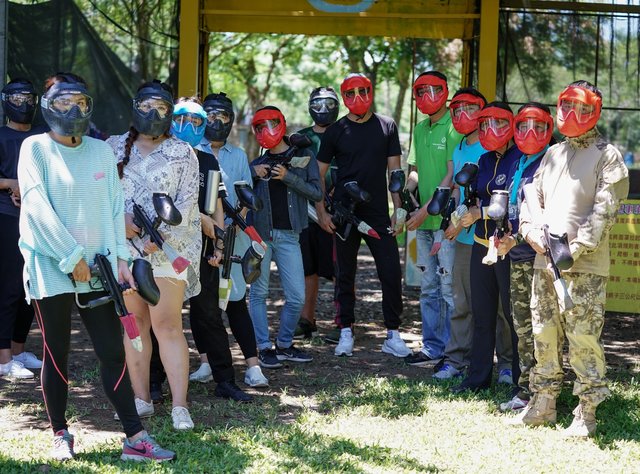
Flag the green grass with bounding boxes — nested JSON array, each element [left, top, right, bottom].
[[1, 373, 639, 473]]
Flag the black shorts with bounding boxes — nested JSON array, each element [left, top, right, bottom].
[[299, 221, 335, 279]]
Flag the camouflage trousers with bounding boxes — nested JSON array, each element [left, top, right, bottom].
[[510, 260, 535, 396], [529, 269, 610, 406]]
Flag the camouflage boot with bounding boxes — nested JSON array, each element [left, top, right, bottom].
[[562, 403, 597, 438], [507, 394, 556, 426]]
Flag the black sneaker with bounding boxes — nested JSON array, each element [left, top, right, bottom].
[[323, 326, 341, 344], [404, 351, 440, 367], [258, 349, 283, 369], [293, 319, 318, 340], [275, 344, 313, 363], [215, 381, 253, 403], [150, 381, 164, 404]]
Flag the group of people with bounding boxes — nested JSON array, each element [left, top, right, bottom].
[[0, 67, 628, 464], [399, 73, 628, 439]]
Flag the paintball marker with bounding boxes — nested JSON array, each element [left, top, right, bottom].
[[221, 181, 266, 247], [523, 184, 574, 312], [71, 254, 160, 352], [132, 193, 190, 274], [482, 190, 510, 265], [217, 182, 267, 310], [388, 169, 409, 232], [450, 162, 479, 229], [260, 133, 312, 178], [425, 186, 456, 245], [329, 181, 380, 241]]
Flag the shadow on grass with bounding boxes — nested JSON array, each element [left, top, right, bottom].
[[315, 373, 510, 418], [0, 423, 436, 473]]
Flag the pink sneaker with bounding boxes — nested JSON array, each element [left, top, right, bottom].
[[121, 433, 176, 462]]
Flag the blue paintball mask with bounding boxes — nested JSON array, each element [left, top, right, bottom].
[[171, 101, 207, 147]]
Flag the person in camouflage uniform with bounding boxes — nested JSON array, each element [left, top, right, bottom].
[[497, 103, 556, 412], [515, 81, 629, 437]]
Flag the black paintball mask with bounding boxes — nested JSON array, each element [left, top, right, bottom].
[[308, 87, 339, 127], [2, 80, 38, 124], [132, 83, 173, 137], [41, 81, 93, 137], [203, 92, 235, 142]]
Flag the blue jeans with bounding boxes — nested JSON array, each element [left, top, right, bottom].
[[249, 229, 305, 351], [416, 229, 455, 358]]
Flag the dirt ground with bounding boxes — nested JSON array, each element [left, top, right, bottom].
[[1, 246, 638, 440]]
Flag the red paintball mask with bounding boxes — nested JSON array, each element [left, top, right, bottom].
[[556, 86, 602, 138], [449, 93, 485, 134], [252, 107, 286, 149], [477, 106, 514, 151], [514, 106, 554, 155], [413, 74, 448, 115], [340, 75, 373, 116]]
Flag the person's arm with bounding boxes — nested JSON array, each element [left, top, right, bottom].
[[108, 152, 132, 265], [278, 149, 323, 202], [315, 130, 338, 233], [570, 147, 629, 260], [18, 142, 84, 273], [157, 146, 201, 252]]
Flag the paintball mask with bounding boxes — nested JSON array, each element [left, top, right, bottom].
[[340, 74, 373, 116], [203, 92, 235, 141], [514, 106, 554, 155], [308, 87, 339, 126], [413, 73, 448, 115], [171, 101, 207, 147], [132, 84, 173, 137], [556, 85, 602, 138], [252, 107, 286, 149], [449, 93, 485, 135], [2, 80, 38, 124], [478, 106, 514, 151], [41, 81, 93, 137]]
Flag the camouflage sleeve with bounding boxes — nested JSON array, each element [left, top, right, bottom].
[[570, 145, 630, 259]]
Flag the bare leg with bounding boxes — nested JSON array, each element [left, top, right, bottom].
[[122, 294, 153, 403], [11, 342, 25, 356], [149, 278, 189, 408]]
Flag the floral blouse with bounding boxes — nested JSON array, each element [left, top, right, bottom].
[[107, 134, 202, 299]]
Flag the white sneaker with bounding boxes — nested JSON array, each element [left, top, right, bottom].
[[189, 362, 213, 383], [114, 397, 154, 420], [171, 406, 194, 430], [498, 369, 513, 385], [13, 351, 42, 370], [499, 395, 529, 412], [381, 331, 411, 357], [244, 365, 269, 388], [0, 359, 34, 379], [334, 328, 354, 357]]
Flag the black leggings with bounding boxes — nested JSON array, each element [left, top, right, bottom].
[[0, 214, 35, 349], [34, 292, 143, 437], [189, 259, 258, 383], [150, 260, 258, 385]]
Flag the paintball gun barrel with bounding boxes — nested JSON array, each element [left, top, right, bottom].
[[132, 193, 190, 274], [330, 181, 380, 241], [523, 184, 575, 311]]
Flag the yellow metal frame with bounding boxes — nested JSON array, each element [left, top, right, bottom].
[[178, 0, 500, 100]]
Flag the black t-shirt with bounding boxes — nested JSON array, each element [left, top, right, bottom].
[[316, 113, 401, 226], [263, 149, 293, 230], [196, 149, 227, 214], [0, 125, 47, 217]]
